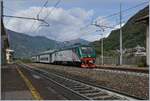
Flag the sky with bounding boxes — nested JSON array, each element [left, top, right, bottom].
[[3, 0, 149, 42]]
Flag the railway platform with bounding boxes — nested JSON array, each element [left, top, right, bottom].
[[1, 64, 67, 100], [1, 64, 33, 100]]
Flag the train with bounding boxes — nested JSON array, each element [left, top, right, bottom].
[[31, 45, 96, 68]]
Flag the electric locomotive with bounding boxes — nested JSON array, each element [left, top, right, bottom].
[[31, 45, 96, 68], [75, 45, 96, 68]]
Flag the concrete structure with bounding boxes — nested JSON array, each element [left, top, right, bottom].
[[124, 45, 146, 56], [1, 18, 9, 65], [6, 49, 14, 63], [1, 1, 10, 65], [136, 15, 149, 66]]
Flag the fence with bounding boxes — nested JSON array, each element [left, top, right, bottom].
[[96, 55, 146, 65]]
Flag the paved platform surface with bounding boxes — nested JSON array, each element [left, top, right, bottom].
[[1, 64, 33, 100], [1, 64, 67, 100]]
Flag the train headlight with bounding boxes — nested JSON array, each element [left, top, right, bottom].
[[89, 60, 93, 63], [88, 55, 91, 57]]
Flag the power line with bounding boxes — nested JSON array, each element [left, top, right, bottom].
[[29, 0, 48, 33], [80, 1, 148, 30], [43, 0, 61, 21], [3, 6, 18, 12], [33, 0, 61, 33], [3, 15, 45, 21], [101, 1, 149, 21]]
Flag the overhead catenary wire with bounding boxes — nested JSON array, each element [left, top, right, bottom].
[[29, 0, 49, 33], [3, 6, 20, 26], [44, 0, 61, 21], [3, 1, 49, 30], [3, 15, 46, 21], [99, 1, 149, 22], [3, 6, 18, 12], [80, 1, 149, 31], [33, 0, 61, 33]]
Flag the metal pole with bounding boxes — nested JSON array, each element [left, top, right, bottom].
[[120, 3, 123, 65], [101, 34, 104, 65], [1, 0, 3, 19]]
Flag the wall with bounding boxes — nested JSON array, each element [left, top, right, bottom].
[[96, 55, 146, 66]]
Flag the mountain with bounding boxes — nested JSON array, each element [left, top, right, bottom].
[[64, 38, 89, 46], [91, 6, 149, 55], [6, 30, 90, 58], [7, 29, 57, 58]]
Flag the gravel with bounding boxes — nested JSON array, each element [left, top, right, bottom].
[[28, 63, 149, 99]]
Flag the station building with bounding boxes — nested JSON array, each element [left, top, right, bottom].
[[1, 18, 14, 65]]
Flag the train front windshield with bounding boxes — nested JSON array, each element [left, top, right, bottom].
[[80, 47, 95, 56]]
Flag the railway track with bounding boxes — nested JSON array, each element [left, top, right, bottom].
[[18, 63, 137, 100], [96, 65, 149, 73], [35, 63, 148, 74]]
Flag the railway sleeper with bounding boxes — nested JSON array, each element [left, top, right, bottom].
[[79, 89, 100, 94], [103, 96, 124, 100], [64, 82, 81, 86], [84, 91, 108, 97], [63, 83, 83, 87], [92, 95, 114, 100], [70, 86, 86, 89], [74, 87, 92, 91]]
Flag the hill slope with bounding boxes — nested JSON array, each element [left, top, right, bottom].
[[7, 29, 57, 58], [92, 6, 149, 55], [59, 38, 89, 48], [6, 30, 90, 58]]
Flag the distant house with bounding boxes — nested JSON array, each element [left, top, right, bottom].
[[136, 14, 149, 66], [1, 18, 14, 64], [134, 45, 146, 56], [6, 49, 14, 64], [124, 45, 146, 56]]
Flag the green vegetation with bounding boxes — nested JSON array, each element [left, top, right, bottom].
[[15, 58, 32, 63], [91, 6, 148, 55], [137, 57, 147, 67], [7, 29, 57, 58]]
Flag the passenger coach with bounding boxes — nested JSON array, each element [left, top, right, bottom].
[[31, 45, 96, 68]]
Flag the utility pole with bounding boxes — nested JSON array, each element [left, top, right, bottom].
[[101, 34, 104, 65], [1, 0, 3, 19], [97, 31, 104, 65], [119, 3, 123, 65], [1, 0, 10, 64]]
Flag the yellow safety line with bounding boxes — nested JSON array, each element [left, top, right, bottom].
[[16, 66, 43, 100]]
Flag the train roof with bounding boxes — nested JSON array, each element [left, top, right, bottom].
[[32, 44, 93, 56], [39, 49, 55, 54], [31, 49, 55, 56], [60, 44, 91, 50]]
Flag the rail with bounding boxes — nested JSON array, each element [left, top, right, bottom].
[[18, 63, 138, 100]]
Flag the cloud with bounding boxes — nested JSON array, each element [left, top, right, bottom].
[[6, 7, 95, 41], [6, 6, 116, 42], [114, 23, 125, 29], [81, 34, 101, 42]]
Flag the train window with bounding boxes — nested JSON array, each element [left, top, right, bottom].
[[40, 57, 48, 60], [80, 47, 94, 55]]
